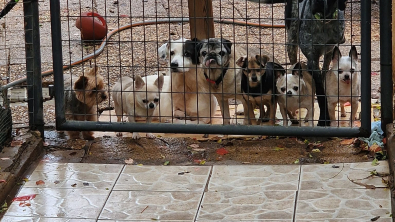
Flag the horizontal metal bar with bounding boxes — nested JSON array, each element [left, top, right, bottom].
[[58, 121, 366, 138]]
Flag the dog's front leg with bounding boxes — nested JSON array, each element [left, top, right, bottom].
[[279, 104, 288, 127], [350, 99, 359, 127], [145, 116, 156, 139], [309, 60, 331, 126], [218, 97, 231, 125], [127, 115, 140, 139], [241, 99, 257, 125]]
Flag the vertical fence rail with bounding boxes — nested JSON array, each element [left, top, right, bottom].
[[380, 0, 393, 134], [23, 0, 43, 137]]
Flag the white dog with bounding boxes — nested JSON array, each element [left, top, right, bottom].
[[155, 38, 217, 124], [325, 46, 359, 126]]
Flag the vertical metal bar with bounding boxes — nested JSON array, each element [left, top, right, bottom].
[[50, 0, 66, 127], [23, 0, 44, 138], [380, 0, 393, 134], [360, 0, 371, 136]]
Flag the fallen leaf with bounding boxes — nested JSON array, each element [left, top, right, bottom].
[[19, 202, 31, 207], [10, 141, 23, 146], [371, 158, 379, 166], [13, 194, 37, 202], [294, 159, 300, 164], [216, 148, 229, 155], [273, 147, 284, 151], [71, 183, 77, 187], [217, 139, 222, 143], [22, 178, 29, 182], [137, 164, 143, 166], [35, 180, 45, 185], [192, 148, 206, 152], [311, 149, 321, 153], [163, 161, 170, 166], [189, 144, 200, 148], [332, 165, 340, 168], [347, 176, 376, 189], [69, 152, 77, 156], [370, 216, 380, 221], [369, 144, 381, 153], [124, 158, 134, 165], [383, 137, 387, 144], [54, 180, 60, 184], [199, 160, 206, 165], [340, 138, 354, 145], [120, 14, 129, 17]]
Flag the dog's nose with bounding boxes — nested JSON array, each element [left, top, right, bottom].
[[344, 74, 350, 80], [101, 93, 107, 100], [149, 103, 155, 109], [170, 62, 178, 68], [287, 91, 292, 95], [251, 75, 258, 82]]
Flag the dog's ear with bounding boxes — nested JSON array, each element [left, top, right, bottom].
[[222, 38, 232, 54], [134, 75, 145, 89], [255, 55, 270, 67], [158, 42, 169, 60], [292, 62, 303, 78], [236, 56, 247, 69], [195, 41, 204, 58], [74, 76, 88, 90], [332, 46, 342, 63], [87, 65, 99, 76], [349, 46, 358, 62], [154, 74, 165, 91], [272, 62, 286, 78]]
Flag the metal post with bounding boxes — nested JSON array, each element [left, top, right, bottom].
[[23, 0, 44, 138], [49, 0, 66, 127], [380, 0, 393, 134], [360, 0, 371, 136]]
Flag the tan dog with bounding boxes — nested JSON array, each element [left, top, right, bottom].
[[325, 46, 359, 126], [157, 38, 217, 124], [112, 75, 164, 139], [196, 38, 256, 125], [236, 49, 281, 125], [64, 66, 108, 140]]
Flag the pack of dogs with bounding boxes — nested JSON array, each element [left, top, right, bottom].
[[65, 0, 360, 139]]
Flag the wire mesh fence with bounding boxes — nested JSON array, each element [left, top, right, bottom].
[[48, 0, 374, 138]]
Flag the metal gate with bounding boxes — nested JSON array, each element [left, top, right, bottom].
[[48, 0, 384, 138]]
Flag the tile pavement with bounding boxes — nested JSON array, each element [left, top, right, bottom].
[[1, 161, 392, 221]]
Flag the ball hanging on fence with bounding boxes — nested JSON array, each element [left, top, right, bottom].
[[75, 12, 108, 41]]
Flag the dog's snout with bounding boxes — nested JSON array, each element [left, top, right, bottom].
[[251, 75, 258, 82], [101, 93, 107, 100], [344, 74, 350, 80], [170, 62, 178, 68], [287, 91, 292, 95], [149, 103, 155, 109]]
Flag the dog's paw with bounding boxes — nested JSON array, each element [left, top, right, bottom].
[[116, 132, 123, 137], [146, 133, 156, 139], [341, 113, 347, 117], [132, 132, 141, 139]]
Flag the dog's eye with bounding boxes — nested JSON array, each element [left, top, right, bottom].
[[154, 98, 159, 102], [281, 87, 286, 92], [218, 51, 226, 56], [338, 69, 343, 74], [350, 69, 355, 74], [91, 87, 97, 93], [184, 52, 191, 57], [142, 99, 148, 103], [170, 51, 175, 56], [293, 86, 299, 91], [201, 51, 207, 56]]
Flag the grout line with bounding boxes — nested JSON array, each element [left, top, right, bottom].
[[293, 164, 302, 222], [193, 165, 213, 222], [95, 164, 126, 221]]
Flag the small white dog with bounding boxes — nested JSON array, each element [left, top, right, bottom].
[[157, 38, 217, 124], [277, 62, 315, 126], [325, 46, 359, 126], [112, 75, 164, 139]]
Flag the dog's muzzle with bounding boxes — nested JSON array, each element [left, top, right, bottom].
[[204, 55, 217, 67], [251, 75, 258, 82], [149, 103, 155, 109], [170, 62, 179, 72], [287, 91, 293, 96]]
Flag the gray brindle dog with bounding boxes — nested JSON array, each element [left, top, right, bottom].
[[251, 0, 347, 126]]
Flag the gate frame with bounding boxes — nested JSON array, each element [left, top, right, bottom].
[[49, 0, 373, 138]]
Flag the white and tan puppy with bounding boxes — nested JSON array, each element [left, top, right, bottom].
[[157, 38, 217, 124], [196, 38, 256, 125], [277, 62, 315, 127], [112, 75, 164, 139], [325, 46, 359, 126]]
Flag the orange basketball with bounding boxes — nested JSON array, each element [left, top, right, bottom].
[[75, 12, 108, 41]]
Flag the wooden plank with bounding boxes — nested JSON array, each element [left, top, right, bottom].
[[188, 0, 215, 40]]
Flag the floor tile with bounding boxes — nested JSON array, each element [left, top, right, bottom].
[[113, 165, 211, 191], [295, 189, 391, 220], [24, 163, 124, 190], [196, 191, 295, 221], [0, 217, 96, 222], [296, 219, 391, 222], [208, 165, 300, 192], [4, 187, 110, 219], [300, 161, 389, 190], [99, 191, 202, 220]]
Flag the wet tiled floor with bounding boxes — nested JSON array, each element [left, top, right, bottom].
[[2, 161, 391, 221]]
